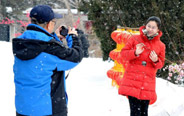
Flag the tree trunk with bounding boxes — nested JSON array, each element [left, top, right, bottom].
[[75, 0, 85, 31], [63, 0, 74, 26]]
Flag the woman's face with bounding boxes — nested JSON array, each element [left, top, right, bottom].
[[145, 21, 159, 36]]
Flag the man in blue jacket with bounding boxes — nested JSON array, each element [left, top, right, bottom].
[[12, 5, 83, 116]]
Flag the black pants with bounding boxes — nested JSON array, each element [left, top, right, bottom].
[[128, 96, 150, 116]]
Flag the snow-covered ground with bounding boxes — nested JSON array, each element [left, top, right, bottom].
[[1, 41, 184, 116]]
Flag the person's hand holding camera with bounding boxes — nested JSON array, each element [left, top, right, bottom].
[[68, 27, 78, 36], [55, 26, 66, 40]]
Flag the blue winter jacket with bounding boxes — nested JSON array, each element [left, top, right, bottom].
[[12, 24, 83, 116]]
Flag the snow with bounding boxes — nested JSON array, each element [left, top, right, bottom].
[[6, 7, 13, 13], [1, 41, 184, 116]]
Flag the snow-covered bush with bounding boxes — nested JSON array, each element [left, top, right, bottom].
[[163, 62, 184, 85]]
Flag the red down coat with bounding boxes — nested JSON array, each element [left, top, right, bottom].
[[118, 26, 165, 104]]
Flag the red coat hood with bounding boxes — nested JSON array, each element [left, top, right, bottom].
[[139, 26, 163, 42]]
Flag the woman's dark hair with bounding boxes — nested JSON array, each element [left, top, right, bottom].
[[145, 16, 161, 29]]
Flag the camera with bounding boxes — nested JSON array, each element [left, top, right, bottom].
[[60, 26, 68, 37]]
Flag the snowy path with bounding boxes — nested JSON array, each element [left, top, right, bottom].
[[67, 58, 130, 116]]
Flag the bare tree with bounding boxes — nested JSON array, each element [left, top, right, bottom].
[[59, 0, 85, 31], [63, 0, 75, 26], [74, 0, 85, 31]]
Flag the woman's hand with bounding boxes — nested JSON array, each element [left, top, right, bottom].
[[149, 50, 158, 62], [135, 43, 145, 56]]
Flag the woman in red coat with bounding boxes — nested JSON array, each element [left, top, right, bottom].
[[118, 16, 165, 116]]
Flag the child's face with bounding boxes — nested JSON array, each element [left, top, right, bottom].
[[145, 21, 159, 37]]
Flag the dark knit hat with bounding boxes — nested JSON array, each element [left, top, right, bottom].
[[145, 16, 161, 29], [30, 5, 62, 24]]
